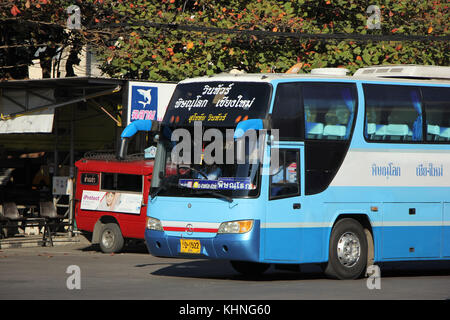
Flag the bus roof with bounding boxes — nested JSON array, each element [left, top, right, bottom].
[[178, 65, 450, 85]]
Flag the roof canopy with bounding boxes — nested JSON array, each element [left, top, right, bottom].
[[0, 77, 124, 134]]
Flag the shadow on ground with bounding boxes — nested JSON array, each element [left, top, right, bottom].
[[138, 259, 450, 282], [78, 240, 149, 254], [139, 259, 329, 281]]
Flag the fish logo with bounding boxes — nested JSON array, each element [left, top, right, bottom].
[[137, 88, 152, 108]]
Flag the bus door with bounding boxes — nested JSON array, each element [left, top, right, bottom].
[[264, 145, 304, 261]]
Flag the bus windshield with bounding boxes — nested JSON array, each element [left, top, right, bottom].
[[151, 127, 263, 200], [150, 81, 272, 200]]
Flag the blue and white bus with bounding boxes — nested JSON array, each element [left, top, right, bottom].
[[142, 65, 450, 279]]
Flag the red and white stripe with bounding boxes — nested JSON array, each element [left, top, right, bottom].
[[161, 220, 220, 233]]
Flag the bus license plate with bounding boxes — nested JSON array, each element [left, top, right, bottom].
[[180, 239, 201, 254]]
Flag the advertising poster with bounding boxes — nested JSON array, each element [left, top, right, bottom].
[[80, 190, 142, 214]]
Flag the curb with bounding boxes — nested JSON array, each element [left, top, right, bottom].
[[0, 235, 82, 249]]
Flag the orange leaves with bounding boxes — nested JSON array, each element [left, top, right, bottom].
[[186, 42, 194, 50], [10, 5, 21, 16]]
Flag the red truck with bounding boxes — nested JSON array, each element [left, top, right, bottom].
[[75, 120, 160, 253], [75, 156, 153, 253]]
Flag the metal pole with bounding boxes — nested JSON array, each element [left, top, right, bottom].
[[68, 103, 75, 237], [53, 108, 58, 176]]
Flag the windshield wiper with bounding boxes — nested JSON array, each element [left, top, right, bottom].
[[194, 190, 233, 203], [150, 176, 180, 199]]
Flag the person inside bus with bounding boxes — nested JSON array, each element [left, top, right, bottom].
[[270, 152, 298, 197], [194, 163, 222, 180]]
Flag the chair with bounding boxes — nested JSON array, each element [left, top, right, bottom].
[[427, 125, 440, 141], [40, 201, 66, 236], [373, 125, 386, 140], [306, 122, 324, 139], [0, 202, 23, 238], [3, 202, 22, 220], [323, 125, 346, 140], [367, 123, 376, 137], [40, 201, 59, 219], [384, 124, 410, 141], [439, 127, 450, 141]]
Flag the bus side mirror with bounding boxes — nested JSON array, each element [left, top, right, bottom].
[[234, 119, 271, 139], [121, 120, 160, 139], [118, 120, 161, 160]]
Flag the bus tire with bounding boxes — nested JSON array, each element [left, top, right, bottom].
[[324, 218, 368, 280], [99, 223, 124, 253], [230, 260, 270, 276]]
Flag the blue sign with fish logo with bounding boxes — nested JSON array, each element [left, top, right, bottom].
[[130, 85, 158, 122]]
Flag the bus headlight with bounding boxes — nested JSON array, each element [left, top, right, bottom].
[[146, 217, 163, 231], [218, 220, 253, 234]]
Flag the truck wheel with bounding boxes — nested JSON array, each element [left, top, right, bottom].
[[99, 223, 124, 253], [324, 218, 368, 280], [230, 261, 270, 276]]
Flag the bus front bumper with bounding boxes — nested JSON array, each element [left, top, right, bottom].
[[144, 221, 261, 262]]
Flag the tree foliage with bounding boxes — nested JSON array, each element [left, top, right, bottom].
[[1, 0, 449, 80]]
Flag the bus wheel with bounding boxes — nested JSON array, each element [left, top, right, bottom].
[[99, 223, 124, 253], [324, 218, 368, 280], [230, 261, 270, 276]]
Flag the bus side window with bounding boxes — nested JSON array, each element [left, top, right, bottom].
[[303, 83, 356, 141], [364, 84, 423, 142], [422, 87, 450, 142], [271, 83, 304, 140], [269, 149, 300, 200]]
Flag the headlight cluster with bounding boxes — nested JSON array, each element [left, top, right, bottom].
[[146, 217, 163, 231], [218, 220, 253, 234], [146, 217, 254, 234]]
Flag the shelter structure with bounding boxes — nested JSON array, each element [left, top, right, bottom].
[[0, 77, 176, 239]]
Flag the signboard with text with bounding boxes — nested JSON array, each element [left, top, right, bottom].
[[127, 81, 177, 125], [162, 81, 271, 127]]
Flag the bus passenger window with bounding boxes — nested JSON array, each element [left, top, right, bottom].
[[364, 84, 423, 142], [303, 83, 356, 141], [422, 87, 450, 142], [269, 149, 300, 200], [272, 83, 304, 140]]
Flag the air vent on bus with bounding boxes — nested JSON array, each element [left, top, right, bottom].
[[354, 65, 450, 80]]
